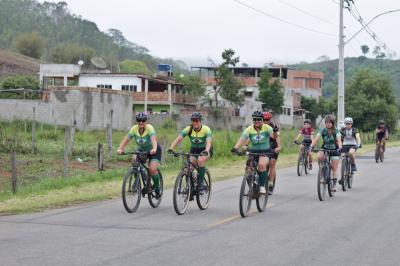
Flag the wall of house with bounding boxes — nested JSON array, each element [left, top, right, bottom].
[[79, 75, 142, 91]]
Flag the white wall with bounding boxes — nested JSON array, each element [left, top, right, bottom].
[[79, 75, 142, 91]]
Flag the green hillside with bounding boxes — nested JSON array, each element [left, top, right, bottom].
[[0, 0, 188, 73], [291, 57, 400, 104]]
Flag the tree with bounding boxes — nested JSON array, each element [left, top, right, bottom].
[[345, 69, 398, 131], [14, 32, 44, 58], [315, 55, 330, 62], [0, 75, 40, 99], [51, 43, 94, 65], [372, 46, 386, 59], [214, 49, 244, 108], [361, 45, 369, 57], [176, 75, 206, 100], [257, 68, 284, 114], [120, 60, 151, 74]]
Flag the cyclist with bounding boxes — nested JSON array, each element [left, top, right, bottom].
[[340, 117, 361, 172], [376, 120, 389, 152], [294, 119, 314, 169], [231, 111, 275, 194], [262, 111, 281, 194], [117, 112, 162, 197], [310, 115, 342, 192], [168, 112, 212, 191]]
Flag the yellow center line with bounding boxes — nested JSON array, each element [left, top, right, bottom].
[[207, 203, 274, 229]]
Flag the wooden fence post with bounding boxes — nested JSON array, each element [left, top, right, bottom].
[[107, 110, 113, 160], [63, 127, 70, 179], [98, 143, 104, 171], [70, 110, 76, 157], [32, 107, 37, 154], [11, 149, 17, 194]]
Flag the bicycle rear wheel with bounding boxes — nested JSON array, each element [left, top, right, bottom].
[[341, 159, 348, 192], [375, 144, 380, 163], [148, 170, 163, 208], [239, 175, 253, 217], [304, 152, 309, 175], [348, 165, 353, 189], [122, 169, 141, 213], [196, 169, 212, 210], [317, 165, 327, 201], [297, 152, 304, 176], [327, 169, 334, 197], [173, 171, 191, 215], [256, 184, 268, 212]]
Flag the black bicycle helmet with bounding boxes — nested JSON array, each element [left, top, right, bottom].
[[324, 115, 335, 125], [136, 112, 148, 121], [191, 112, 202, 120], [378, 119, 385, 125], [252, 110, 264, 119]]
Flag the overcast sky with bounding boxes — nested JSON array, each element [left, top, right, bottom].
[[43, 0, 400, 66]]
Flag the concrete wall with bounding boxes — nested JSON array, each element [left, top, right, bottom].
[[0, 87, 134, 130]]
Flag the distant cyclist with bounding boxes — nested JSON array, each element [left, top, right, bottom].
[[375, 120, 389, 151], [310, 115, 342, 192], [117, 112, 162, 197], [340, 117, 361, 172], [231, 111, 276, 194], [294, 119, 314, 169], [168, 112, 212, 191]]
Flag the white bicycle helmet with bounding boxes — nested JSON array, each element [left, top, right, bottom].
[[344, 117, 353, 124]]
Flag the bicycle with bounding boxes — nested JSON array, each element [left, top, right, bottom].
[[233, 151, 272, 217], [313, 148, 337, 201], [169, 151, 212, 215], [119, 151, 164, 213], [295, 141, 310, 176], [375, 140, 385, 163], [340, 145, 356, 191]]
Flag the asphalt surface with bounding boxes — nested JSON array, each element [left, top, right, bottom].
[[1, 147, 400, 266]]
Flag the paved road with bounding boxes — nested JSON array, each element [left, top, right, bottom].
[[1, 148, 400, 266]]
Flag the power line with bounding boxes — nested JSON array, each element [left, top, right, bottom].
[[345, 0, 396, 55], [233, 0, 336, 37], [276, 0, 337, 27]]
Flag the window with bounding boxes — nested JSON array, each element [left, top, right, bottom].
[[121, 85, 137, 92], [97, 84, 112, 89], [243, 91, 253, 98], [282, 107, 291, 116]]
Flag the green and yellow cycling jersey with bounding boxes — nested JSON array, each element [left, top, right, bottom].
[[316, 128, 341, 150], [180, 125, 212, 149], [242, 124, 273, 151], [127, 124, 156, 152]]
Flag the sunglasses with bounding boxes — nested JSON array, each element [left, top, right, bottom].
[[345, 123, 352, 125], [191, 119, 200, 123], [253, 118, 262, 122], [263, 119, 270, 122], [136, 119, 147, 123]]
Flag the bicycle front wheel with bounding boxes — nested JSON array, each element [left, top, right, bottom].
[[196, 169, 212, 210], [173, 171, 191, 215], [148, 170, 163, 208], [239, 175, 253, 217], [122, 169, 141, 213], [317, 165, 327, 201], [297, 152, 304, 176]]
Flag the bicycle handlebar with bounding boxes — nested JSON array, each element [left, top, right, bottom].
[[117, 151, 150, 156]]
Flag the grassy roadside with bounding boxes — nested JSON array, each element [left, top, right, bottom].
[[1, 141, 399, 215]]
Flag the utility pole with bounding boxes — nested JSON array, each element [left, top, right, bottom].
[[337, 0, 345, 128]]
